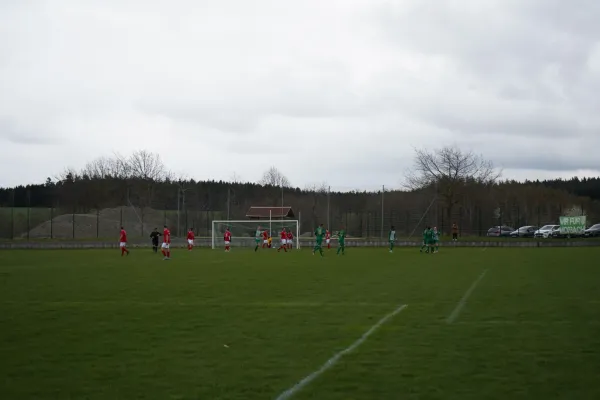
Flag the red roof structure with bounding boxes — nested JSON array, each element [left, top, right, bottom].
[[246, 206, 295, 219]]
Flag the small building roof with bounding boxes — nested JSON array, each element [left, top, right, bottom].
[[246, 206, 295, 219]]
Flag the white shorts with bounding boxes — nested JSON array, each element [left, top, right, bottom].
[[224, 241, 230, 245], [264, 240, 268, 244], [161, 243, 170, 249], [188, 239, 194, 245], [119, 242, 127, 248], [281, 239, 287, 245], [326, 239, 330, 244]]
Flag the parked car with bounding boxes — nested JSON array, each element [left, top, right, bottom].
[[584, 224, 600, 238], [553, 226, 586, 238], [487, 226, 515, 237], [510, 226, 538, 238], [534, 225, 560, 238]]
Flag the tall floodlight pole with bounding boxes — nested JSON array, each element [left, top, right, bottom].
[[327, 186, 330, 229], [182, 188, 186, 232], [381, 185, 385, 238], [227, 187, 230, 221]]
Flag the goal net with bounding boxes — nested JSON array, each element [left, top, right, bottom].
[[211, 220, 300, 249]]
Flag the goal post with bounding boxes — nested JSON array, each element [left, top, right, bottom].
[[211, 219, 300, 249]]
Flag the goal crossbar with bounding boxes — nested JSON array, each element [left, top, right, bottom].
[[211, 219, 300, 250]]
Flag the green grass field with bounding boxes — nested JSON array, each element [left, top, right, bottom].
[[1, 247, 599, 399]]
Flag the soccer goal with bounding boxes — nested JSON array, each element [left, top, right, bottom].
[[211, 219, 300, 249]]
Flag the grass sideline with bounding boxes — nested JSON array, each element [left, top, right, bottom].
[[1, 235, 600, 243], [1, 248, 600, 399]]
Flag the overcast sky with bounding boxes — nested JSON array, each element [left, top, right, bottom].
[[1, 0, 599, 191]]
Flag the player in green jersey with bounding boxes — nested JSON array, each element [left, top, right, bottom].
[[389, 226, 396, 253], [419, 227, 429, 252], [313, 223, 325, 256], [336, 228, 346, 255], [254, 226, 262, 252], [433, 227, 440, 253], [425, 227, 434, 253]]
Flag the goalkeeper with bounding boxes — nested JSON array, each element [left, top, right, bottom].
[[313, 223, 325, 256]]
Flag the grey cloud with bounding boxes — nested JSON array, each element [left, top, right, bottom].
[[376, 1, 600, 69], [136, 100, 263, 133], [369, 0, 600, 148], [374, 0, 600, 101], [423, 105, 582, 138], [0, 119, 63, 145], [135, 66, 365, 133], [7, 135, 62, 145], [497, 153, 600, 172], [1, 0, 599, 188]]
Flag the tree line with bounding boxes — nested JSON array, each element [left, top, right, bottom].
[[1, 148, 599, 236]]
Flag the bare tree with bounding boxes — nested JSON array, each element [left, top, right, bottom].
[[81, 156, 114, 179], [54, 167, 78, 183], [128, 150, 167, 181], [114, 151, 168, 235], [109, 152, 132, 179], [260, 166, 291, 187], [404, 145, 501, 223]]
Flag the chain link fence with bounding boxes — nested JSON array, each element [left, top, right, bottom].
[[1, 195, 597, 240]]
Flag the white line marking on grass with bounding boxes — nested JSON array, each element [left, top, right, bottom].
[[446, 269, 488, 324], [455, 319, 600, 326], [274, 304, 408, 400], [2, 300, 399, 308]]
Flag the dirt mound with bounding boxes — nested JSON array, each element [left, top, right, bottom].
[[26, 207, 174, 239]]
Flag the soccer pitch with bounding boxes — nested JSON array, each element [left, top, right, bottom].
[[1, 247, 599, 399]]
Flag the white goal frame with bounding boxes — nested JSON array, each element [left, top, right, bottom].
[[211, 220, 300, 250]]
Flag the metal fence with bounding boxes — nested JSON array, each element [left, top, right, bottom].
[[2, 180, 599, 240], [0, 206, 223, 240], [1, 199, 596, 240]]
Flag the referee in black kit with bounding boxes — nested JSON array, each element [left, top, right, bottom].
[[150, 228, 162, 253]]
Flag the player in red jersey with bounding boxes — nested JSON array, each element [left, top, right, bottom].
[[325, 229, 331, 249], [187, 228, 195, 251], [286, 229, 293, 250], [277, 228, 288, 252], [224, 227, 232, 252], [161, 225, 171, 260], [119, 226, 130, 256], [262, 230, 269, 248]]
